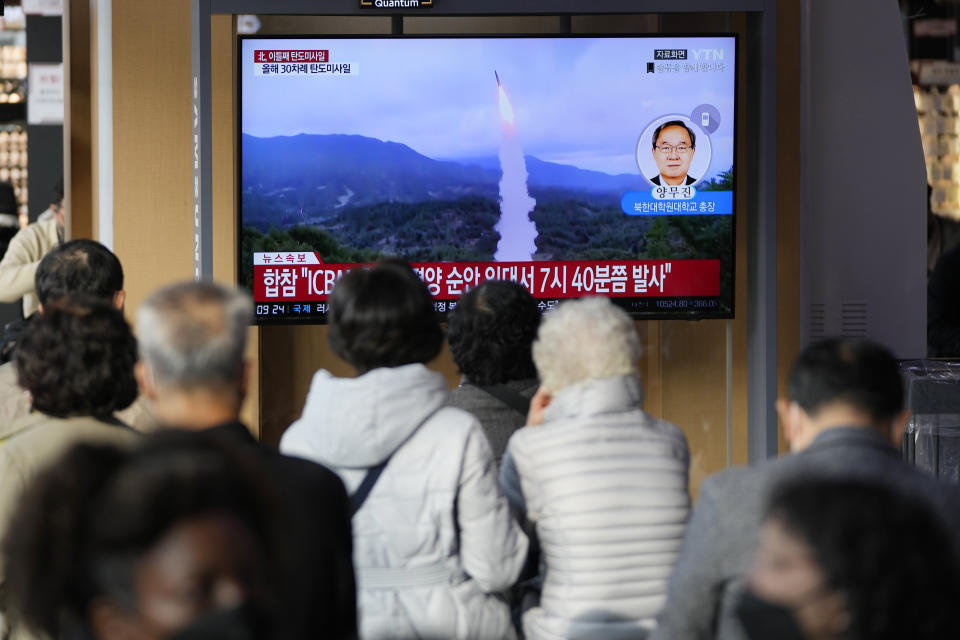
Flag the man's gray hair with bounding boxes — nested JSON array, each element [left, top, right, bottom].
[[532, 297, 641, 392], [137, 281, 252, 389]]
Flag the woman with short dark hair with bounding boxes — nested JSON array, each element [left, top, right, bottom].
[[16, 298, 138, 419], [0, 300, 142, 640], [446, 280, 541, 464], [327, 260, 444, 372], [282, 261, 528, 640]]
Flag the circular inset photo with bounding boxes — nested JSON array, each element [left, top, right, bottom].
[[636, 115, 713, 187]]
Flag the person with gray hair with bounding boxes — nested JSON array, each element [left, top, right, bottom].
[[136, 281, 253, 427], [135, 281, 358, 640], [500, 296, 691, 640]]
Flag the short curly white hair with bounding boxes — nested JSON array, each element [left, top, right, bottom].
[[532, 297, 641, 392]]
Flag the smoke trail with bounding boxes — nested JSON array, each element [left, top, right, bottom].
[[494, 87, 538, 261]]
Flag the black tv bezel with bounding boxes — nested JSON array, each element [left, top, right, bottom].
[[237, 32, 739, 324]]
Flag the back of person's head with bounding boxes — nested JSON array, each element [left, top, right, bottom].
[[137, 281, 252, 392], [532, 297, 639, 393], [755, 477, 960, 640], [328, 260, 442, 373], [16, 297, 137, 418], [788, 338, 903, 425], [446, 280, 540, 386], [35, 239, 123, 307], [3, 431, 278, 639]]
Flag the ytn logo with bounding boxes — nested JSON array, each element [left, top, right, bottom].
[[691, 49, 725, 61]]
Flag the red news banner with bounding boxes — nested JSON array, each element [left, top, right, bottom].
[[253, 253, 721, 302], [253, 49, 329, 63]]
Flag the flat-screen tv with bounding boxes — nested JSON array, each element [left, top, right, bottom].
[[239, 34, 737, 323]]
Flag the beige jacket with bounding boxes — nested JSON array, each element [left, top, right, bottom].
[[0, 219, 60, 318], [0, 361, 158, 434], [0, 413, 139, 640], [0, 363, 28, 431]]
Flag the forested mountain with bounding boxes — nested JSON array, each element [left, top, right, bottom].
[[241, 133, 648, 227]]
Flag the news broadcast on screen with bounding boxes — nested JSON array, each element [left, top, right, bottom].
[[239, 35, 737, 323]]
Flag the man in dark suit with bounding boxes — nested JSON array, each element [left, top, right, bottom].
[[649, 119, 698, 186], [135, 281, 357, 639], [650, 338, 960, 640]]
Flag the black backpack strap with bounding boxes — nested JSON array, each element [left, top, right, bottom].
[[478, 383, 530, 416], [350, 459, 389, 516], [349, 405, 444, 516]]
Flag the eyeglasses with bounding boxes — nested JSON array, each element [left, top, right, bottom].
[[654, 144, 692, 155]]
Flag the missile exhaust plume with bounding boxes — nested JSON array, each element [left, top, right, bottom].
[[497, 84, 515, 127], [493, 73, 538, 262]]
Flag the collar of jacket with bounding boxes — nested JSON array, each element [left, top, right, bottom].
[[543, 374, 644, 422], [0, 411, 130, 444], [802, 425, 897, 457], [205, 420, 257, 443]]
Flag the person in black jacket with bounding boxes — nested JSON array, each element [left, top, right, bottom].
[[135, 281, 357, 639]]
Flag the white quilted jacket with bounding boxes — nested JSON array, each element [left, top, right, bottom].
[[280, 363, 528, 640], [501, 375, 690, 640]]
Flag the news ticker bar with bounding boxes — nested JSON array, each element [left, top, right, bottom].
[[255, 296, 724, 322], [252, 257, 723, 303]]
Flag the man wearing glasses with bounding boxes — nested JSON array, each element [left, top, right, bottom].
[[649, 120, 698, 186]]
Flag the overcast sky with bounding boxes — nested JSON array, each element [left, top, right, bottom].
[[241, 36, 735, 178]]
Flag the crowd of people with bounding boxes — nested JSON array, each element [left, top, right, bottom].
[[0, 242, 955, 640]]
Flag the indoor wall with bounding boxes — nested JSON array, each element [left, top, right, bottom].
[[68, 1, 802, 496]]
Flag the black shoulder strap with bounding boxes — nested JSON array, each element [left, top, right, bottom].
[[478, 383, 530, 416], [349, 405, 444, 516], [350, 460, 388, 516]]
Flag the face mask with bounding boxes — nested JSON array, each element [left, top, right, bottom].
[[735, 588, 809, 640], [167, 601, 273, 640]]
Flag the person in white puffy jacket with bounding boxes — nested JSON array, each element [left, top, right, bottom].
[[500, 297, 691, 640], [280, 261, 529, 640]]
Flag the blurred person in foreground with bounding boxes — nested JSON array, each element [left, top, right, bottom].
[[281, 261, 528, 640], [651, 338, 960, 640], [500, 296, 691, 640], [0, 239, 154, 431], [0, 299, 140, 639], [135, 281, 356, 639], [0, 179, 64, 318], [3, 433, 281, 640], [446, 280, 541, 465], [738, 477, 960, 640]]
